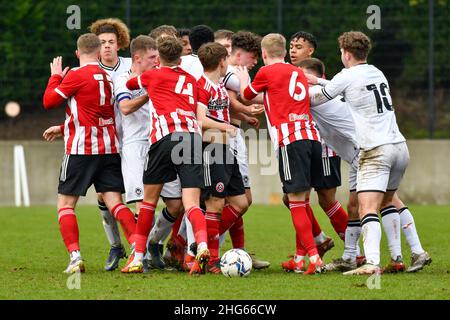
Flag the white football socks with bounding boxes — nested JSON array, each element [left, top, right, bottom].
[[314, 231, 328, 245], [399, 207, 424, 255], [148, 207, 176, 244], [98, 201, 122, 247], [342, 220, 361, 262], [361, 214, 382, 266], [381, 206, 402, 260]]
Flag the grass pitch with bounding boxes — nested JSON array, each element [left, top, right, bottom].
[[0, 204, 449, 300]]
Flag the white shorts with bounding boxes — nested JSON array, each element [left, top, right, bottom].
[[121, 142, 148, 203], [229, 129, 251, 188], [356, 142, 409, 193], [161, 177, 182, 199]]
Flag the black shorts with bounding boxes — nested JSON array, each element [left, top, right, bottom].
[[143, 132, 204, 189], [314, 156, 342, 190], [278, 140, 323, 194], [58, 154, 125, 196], [202, 143, 245, 199]]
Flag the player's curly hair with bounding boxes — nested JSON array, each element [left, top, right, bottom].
[[231, 31, 261, 57], [89, 18, 130, 50], [338, 31, 371, 61]]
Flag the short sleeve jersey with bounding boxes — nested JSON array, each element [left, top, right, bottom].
[[197, 75, 230, 124], [126, 66, 200, 144], [310, 64, 405, 150], [243, 62, 320, 147]]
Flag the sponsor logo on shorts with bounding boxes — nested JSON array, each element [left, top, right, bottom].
[[135, 188, 143, 197], [216, 182, 225, 193]]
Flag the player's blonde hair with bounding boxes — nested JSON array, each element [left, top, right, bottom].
[[89, 18, 130, 50], [261, 33, 286, 59], [338, 31, 371, 61], [77, 33, 101, 55]]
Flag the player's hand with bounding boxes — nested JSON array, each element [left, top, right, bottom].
[[234, 65, 250, 85], [248, 104, 264, 116], [246, 117, 260, 129], [225, 124, 238, 137], [43, 125, 63, 142], [305, 73, 318, 85], [50, 56, 69, 78]]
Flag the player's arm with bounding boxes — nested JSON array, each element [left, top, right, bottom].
[[119, 95, 149, 115], [43, 56, 71, 109], [115, 75, 149, 115], [306, 70, 350, 106], [126, 71, 149, 91], [196, 103, 237, 136], [43, 125, 63, 142], [228, 90, 264, 116]]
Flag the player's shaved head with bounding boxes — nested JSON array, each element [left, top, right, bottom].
[[77, 33, 101, 55], [338, 31, 371, 61], [298, 58, 325, 78], [198, 42, 229, 72], [157, 36, 182, 65], [189, 25, 215, 54], [261, 33, 286, 59]]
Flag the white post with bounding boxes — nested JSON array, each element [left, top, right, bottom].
[[14, 146, 21, 207], [14, 145, 30, 207]]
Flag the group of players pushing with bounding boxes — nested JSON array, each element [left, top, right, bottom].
[[42, 18, 431, 276]]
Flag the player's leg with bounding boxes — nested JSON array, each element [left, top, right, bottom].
[[379, 142, 411, 273], [392, 193, 432, 272], [147, 196, 183, 270], [281, 140, 324, 275], [97, 193, 125, 270], [204, 195, 225, 273], [177, 132, 209, 275], [317, 186, 348, 242], [57, 194, 84, 273], [56, 154, 97, 273], [343, 146, 392, 275]]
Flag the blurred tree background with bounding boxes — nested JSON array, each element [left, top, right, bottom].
[[0, 0, 448, 139]]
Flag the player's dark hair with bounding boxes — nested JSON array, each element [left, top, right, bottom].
[[189, 25, 215, 54], [177, 28, 191, 38], [149, 25, 178, 40], [130, 35, 156, 57], [338, 31, 371, 61], [198, 42, 229, 72], [298, 58, 325, 78], [157, 36, 182, 65], [214, 29, 234, 41], [290, 31, 317, 50], [231, 31, 261, 57]]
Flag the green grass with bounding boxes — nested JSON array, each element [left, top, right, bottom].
[[0, 204, 449, 300]]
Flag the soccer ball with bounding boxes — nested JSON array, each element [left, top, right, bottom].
[[220, 249, 252, 277]]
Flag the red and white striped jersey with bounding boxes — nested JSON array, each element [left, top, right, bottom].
[[43, 62, 119, 155], [243, 62, 320, 147], [197, 75, 230, 124], [126, 66, 200, 144]]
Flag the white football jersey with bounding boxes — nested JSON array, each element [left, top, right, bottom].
[[114, 70, 151, 146], [100, 57, 133, 146], [309, 85, 359, 165], [310, 64, 405, 150], [180, 54, 203, 80]]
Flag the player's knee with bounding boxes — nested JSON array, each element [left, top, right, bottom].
[[165, 199, 183, 217], [317, 189, 336, 211]]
